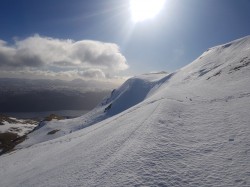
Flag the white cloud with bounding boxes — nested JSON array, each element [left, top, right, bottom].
[[0, 69, 128, 86], [77, 69, 106, 79], [0, 35, 128, 80]]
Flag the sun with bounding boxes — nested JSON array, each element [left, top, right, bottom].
[[130, 0, 166, 23]]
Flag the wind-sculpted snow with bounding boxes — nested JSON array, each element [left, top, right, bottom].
[[0, 36, 250, 186], [103, 72, 174, 116]]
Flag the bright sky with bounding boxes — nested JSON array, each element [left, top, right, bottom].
[[0, 0, 250, 81]]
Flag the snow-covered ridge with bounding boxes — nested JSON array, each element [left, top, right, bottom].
[[175, 35, 250, 84], [18, 71, 172, 148], [0, 36, 250, 187], [100, 71, 173, 116]]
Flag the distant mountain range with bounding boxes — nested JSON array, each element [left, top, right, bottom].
[[0, 78, 112, 112]]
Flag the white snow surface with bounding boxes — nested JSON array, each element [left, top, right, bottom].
[[1, 36, 250, 186]]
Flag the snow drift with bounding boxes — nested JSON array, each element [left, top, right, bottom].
[[0, 36, 250, 187]]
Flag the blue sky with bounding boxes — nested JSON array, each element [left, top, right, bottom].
[[0, 0, 250, 80]]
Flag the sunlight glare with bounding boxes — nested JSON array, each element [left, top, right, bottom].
[[130, 0, 166, 23]]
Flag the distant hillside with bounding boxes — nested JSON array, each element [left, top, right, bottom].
[[0, 90, 109, 112], [0, 114, 38, 155], [0, 78, 112, 112]]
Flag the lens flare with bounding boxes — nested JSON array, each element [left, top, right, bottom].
[[130, 0, 165, 22]]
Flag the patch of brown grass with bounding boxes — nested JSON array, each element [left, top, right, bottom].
[[44, 114, 65, 121], [0, 114, 18, 125]]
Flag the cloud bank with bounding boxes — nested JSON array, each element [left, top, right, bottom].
[[0, 35, 128, 81]]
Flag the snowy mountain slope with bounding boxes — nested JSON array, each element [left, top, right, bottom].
[[0, 36, 250, 186], [18, 72, 169, 148]]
